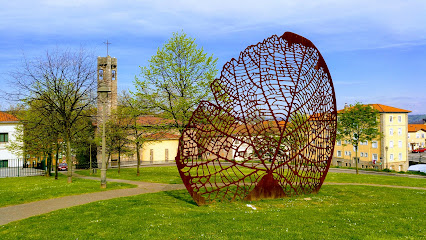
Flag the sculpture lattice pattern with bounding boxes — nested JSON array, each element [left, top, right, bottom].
[[176, 32, 337, 205]]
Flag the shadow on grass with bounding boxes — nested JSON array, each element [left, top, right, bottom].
[[164, 190, 198, 206]]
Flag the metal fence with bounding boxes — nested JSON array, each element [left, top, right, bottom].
[[0, 159, 46, 178]]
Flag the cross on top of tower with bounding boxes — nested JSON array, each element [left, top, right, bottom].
[[103, 40, 111, 56]]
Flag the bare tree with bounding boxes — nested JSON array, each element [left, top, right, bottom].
[[9, 48, 96, 183]]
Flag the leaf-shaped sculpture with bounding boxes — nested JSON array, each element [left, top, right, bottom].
[[176, 32, 337, 205]]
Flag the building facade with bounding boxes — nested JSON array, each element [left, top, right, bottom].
[[333, 104, 410, 171], [0, 112, 22, 167], [407, 124, 426, 151]]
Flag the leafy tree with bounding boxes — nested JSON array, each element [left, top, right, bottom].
[[337, 103, 381, 174], [72, 113, 97, 170], [9, 48, 96, 183], [7, 101, 61, 177], [120, 93, 155, 176], [105, 106, 133, 174], [134, 31, 218, 133]]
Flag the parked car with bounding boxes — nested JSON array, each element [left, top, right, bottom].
[[58, 163, 68, 171], [411, 148, 425, 153], [407, 164, 426, 173]]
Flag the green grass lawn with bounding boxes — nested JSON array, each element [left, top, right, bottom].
[[77, 166, 426, 188], [1, 185, 425, 239], [76, 167, 183, 184], [325, 172, 426, 188], [0, 174, 135, 207]]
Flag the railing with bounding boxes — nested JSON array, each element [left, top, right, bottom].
[[0, 159, 46, 178]]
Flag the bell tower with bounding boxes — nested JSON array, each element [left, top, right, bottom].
[[96, 42, 117, 177], [97, 55, 117, 121]]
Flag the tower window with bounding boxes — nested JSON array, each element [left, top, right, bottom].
[[112, 70, 116, 80], [99, 69, 104, 80]]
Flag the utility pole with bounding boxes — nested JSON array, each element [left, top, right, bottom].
[[98, 83, 111, 188]]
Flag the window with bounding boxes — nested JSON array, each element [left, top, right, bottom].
[[337, 151, 342, 157], [398, 153, 402, 161], [0, 133, 8, 143], [389, 115, 393, 122], [363, 140, 368, 145], [112, 70, 116, 80], [408, 134, 410, 139], [416, 133, 420, 138], [389, 128, 393, 136], [0, 160, 8, 168], [398, 115, 402, 122], [389, 141, 394, 148], [337, 140, 341, 146], [344, 140, 348, 144], [398, 128, 402, 136], [389, 154, 394, 161], [353, 146, 357, 152], [398, 140, 402, 148], [372, 154, 378, 161], [372, 141, 378, 148], [150, 149, 154, 163], [98, 69, 104, 80], [365, 153, 368, 158], [360, 152, 364, 157]]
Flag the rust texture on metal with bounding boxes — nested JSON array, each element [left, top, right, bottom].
[[176, 32, 337, 205]]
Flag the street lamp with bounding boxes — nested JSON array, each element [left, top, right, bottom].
[[98, 83, 111, 188], [384, 146, 389, 169]]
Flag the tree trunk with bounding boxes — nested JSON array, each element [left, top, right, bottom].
[[89, 143, 92, 175], [118, 149, 121, 174], [107, 153, 111, 170], [136, 141, 140, 176], [55, 143, 59, 180], [66, 139, 72, 183], [46, 150, 52, 177], [355, 145, 359, 175]]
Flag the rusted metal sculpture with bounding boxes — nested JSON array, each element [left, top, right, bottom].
[[176, 32, 337, 205]]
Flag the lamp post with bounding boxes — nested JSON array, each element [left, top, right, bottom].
[[98, 83, 111, 188], [385, 146, 389, 169]]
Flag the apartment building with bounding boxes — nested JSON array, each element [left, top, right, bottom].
[[407, 124, 426, 151], [333, 104, 410, 171]]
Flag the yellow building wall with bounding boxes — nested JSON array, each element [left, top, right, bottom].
[[407, 130, 426, 150], [333, 112, 409, 171], [381, 113, 408, 171], [140, 139, 178, 164]]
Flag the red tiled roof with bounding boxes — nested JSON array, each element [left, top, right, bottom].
[[0, 112, 19, 122], [146, 132, 180, 140], [337, 104, 411, 113], [408, 124, 426, 132], [136, 116, 175, 126]]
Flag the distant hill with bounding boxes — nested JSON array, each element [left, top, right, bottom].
[[408, 115, 426, 124]]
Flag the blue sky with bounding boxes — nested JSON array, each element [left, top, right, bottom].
[[1, 0, 425, 113]]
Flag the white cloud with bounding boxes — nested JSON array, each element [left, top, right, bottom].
[[2, 0, 425, 51]]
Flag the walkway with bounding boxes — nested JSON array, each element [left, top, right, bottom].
[[0, 173, 186, 226], [328, 167, 426, 178]]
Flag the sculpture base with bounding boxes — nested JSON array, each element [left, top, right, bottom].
[[244, 172, 286, 201]]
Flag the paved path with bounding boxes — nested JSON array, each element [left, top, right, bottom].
[[328, 168, 426, 178], [0, 173, 186, 226], [324, 182, 426, 190]]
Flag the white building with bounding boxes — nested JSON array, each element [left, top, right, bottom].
[[0, 112, 22, 167]]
